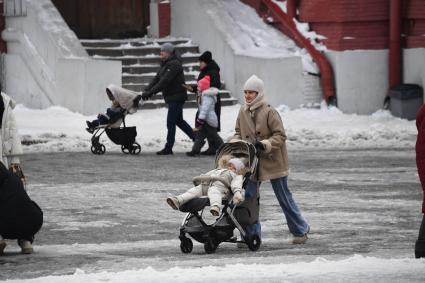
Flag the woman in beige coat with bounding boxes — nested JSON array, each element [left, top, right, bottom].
[[233, 75, 310, 244]]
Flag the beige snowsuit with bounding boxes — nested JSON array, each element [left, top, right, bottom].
[[176, 168, 243, 208]]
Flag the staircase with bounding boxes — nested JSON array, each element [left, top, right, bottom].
[[80, 38, 238, 109]]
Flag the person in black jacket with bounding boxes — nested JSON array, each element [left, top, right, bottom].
[[0, 162, 43, 255], [190, 51, 222, 155], [142, 43, 195, 155]]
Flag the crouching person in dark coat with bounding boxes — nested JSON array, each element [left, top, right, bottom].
[[0, 162, 43, 255]]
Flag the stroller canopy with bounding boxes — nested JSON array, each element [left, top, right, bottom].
[[106, 84, 139, 114], [215, 140, 258, 175]]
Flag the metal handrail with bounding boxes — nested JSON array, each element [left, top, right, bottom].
[[244, 0, 337, 105]]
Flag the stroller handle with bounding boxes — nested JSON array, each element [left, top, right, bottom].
[[192, 175, 231, 189]]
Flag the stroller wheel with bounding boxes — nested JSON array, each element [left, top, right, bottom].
[[130, 143, 141, 155], [246, 235, 261, 251], [91, 145, 105, 155], [179, 237, 193, 254], [121, 145, 130, 154], [98, 144, 106, 154], [204, 238, 218, 254]]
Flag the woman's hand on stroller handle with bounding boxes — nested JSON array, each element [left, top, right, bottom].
[[254, 140, 266, 152]]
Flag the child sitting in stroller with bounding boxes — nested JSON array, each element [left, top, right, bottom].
[[86, 85, 141, 132], [167, 155, 245, 216]]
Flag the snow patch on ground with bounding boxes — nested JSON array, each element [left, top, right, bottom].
[[14, 104, 416, 154], [4, 255, 425, 283]]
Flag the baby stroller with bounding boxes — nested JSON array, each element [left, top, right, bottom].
[[177, 140, 261, 254], [88, 85, 141, 155]]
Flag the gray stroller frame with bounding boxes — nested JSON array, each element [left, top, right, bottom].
[[90, 114, 141, 155], [178, 140, 261, 254]]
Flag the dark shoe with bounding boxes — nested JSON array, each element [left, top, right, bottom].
[[415, 240, 425, 258], [200, 148, 216, 156], [86, 128, 94, 134], [86, 121, 93, 128], [186, 151, 200, 157], [156, 148, 173, 155]]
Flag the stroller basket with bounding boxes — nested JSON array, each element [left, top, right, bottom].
[[106, 127, 137, 146]]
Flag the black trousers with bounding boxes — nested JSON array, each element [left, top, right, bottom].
[[192, 124, 223, 153], [0, 200, 43, 242]]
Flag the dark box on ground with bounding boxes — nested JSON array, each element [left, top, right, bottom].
[[389, 84, 423, 121]]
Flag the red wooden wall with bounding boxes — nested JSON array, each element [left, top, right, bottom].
[[298, 0, 425, 50]]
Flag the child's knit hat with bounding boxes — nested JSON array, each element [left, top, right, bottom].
[[197, 75, 211, 92], [228, 158, 245, 173]]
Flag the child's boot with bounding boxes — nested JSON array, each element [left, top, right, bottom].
[[166, 197, 180, 210], [210, 205, 220, 216]]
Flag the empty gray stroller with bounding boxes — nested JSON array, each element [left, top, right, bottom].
[[177, 140, 261, 254]]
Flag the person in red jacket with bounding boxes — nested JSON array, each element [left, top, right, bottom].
[[415, 104, 425, 258]]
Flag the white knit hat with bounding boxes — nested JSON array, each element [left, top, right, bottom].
[[243, 74, 264, 94], [243, 75, 265, 107], [228, 158, 245, 172]]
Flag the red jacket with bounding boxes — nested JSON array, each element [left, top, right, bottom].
[[416, 104, 425, 213]]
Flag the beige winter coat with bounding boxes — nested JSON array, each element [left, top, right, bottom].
[[233, 100, 289, 181]]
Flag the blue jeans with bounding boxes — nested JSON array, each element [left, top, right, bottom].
[[165, 101, 195, 149], [270, 176, 309, 236]]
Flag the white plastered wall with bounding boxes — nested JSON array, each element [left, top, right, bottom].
[[325, 48, 425, 115], [403, 48, 425, 91], [2, 0, 121, 115], [170, 0, 303, 108]]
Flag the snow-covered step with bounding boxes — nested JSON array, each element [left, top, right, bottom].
[[85, 45, 199, 57], [122, 80, 228, 92], [122, 73, 197, 84], [81, 38, 238, 108], [123, 63, 199, 74], [141, 90, 234, 101], [140, 97, 238, 109], [80, 38, 191, 48], [92, 54, 201, 66]]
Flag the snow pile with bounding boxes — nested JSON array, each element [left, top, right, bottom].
[[201, 0, 330, 72], [205, 0, 298, 58], [3, 255, 425, 283], [14, 104, 416, 154]]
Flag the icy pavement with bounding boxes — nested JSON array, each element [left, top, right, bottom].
[[1, 148, 425, 282]]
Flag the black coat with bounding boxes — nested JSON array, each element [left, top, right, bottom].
[[196, 60, 222, 131], [145, 52, 188, 103], [0, 163, 43, 241]]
